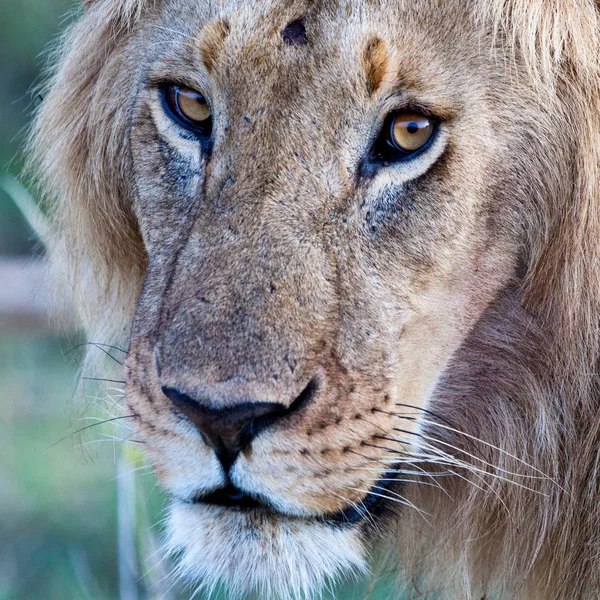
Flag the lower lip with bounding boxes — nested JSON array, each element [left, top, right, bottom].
[[190, 472, 400, 525], [191, 484, 264, 510]]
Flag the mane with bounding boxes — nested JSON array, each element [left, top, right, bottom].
[[28, 0, 151, 344], [28, 0, 600, 598], [399, 5, 600, 597], [482, 0, 600, 384]]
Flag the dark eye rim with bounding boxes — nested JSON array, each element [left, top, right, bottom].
[[161, 84, 213, 137], [370, 111, 440, 164]]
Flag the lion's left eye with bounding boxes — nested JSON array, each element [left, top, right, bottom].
[[372, 111, 437, 162], [163, 85, 212, 137]]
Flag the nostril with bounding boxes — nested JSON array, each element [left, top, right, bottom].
[[161, 385, 287, 469], [161, 378, 318, 470], [290, 378, 319, 413], [162, 386, 197, 409]]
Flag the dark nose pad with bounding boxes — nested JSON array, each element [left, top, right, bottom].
[[162, 387, 289, 471]]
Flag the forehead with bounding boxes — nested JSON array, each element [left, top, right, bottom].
[[152, 0, 479, 105]]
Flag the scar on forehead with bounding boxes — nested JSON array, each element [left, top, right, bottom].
[[199, 19, 230, 73], [282, 19, 308, 46], [364, 36, 388, 96]]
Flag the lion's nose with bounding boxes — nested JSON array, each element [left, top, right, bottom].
[[161, 386, 293, 470]]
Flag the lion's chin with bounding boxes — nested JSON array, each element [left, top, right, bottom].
[[166, 501, 369, 599]]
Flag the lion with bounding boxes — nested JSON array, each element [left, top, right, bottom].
[[29, 0, 600, 598]]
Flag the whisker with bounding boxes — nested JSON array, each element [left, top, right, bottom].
[[362, 440, 413, 456], [68, 342, 125, 366], [371, 484, 433, 521], [82, 377, 127, 384], [329, 490, 377, 528], [387, 460, 453, 497], [358, 467, 456, 477], [373, 477, 452, 492], [394, 403, 555, 482], [99, 431, 146, 444], [76, 395, 126, 425], [441, 467, 490, 494], [48, 415, 137, 449], [347, 448, 453, 470], [350, 487, 432, 525], [395, 402, 469, 440], [387, 428, 548, 481], [140, 543, 177, 599], [355, 436, 549, 496], [356, 464, 491, 496], [77, 415, 133, 430], [75, 437, 144, 450], [386, 436, 549, 496], [111, 464, 153, 481], [68, 341, 128, 354], [419, 417, 555, 479], [373, 408, 416, 421], [468, 468, 514, 518], [382, 407, 488, 461]]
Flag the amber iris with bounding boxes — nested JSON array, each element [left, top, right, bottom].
[[389, 112, 434, 152], [164, 85, 212, 135]]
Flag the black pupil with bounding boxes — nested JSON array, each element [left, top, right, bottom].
[[407, 122, 419, 135]]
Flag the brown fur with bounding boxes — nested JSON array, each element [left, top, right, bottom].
[[363, 37, 388, 96], [199, 19, 230, 73], [29, 0, 600, 598]]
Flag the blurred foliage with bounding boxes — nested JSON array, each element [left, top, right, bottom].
[[0, 0, 74, 255], [0, 335, 118, 599]]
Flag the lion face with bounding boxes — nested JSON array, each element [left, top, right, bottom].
[[117, 0, 527, 595]]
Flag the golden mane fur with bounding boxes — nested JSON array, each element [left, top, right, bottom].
[[29, 0, 600, 598]]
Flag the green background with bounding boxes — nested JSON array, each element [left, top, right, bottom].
[[0, 3, 407, 599]]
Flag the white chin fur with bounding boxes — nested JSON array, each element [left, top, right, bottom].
[[166, 502, 369, 599]]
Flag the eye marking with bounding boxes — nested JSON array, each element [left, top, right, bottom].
[[371, 111, 438, 164], [162, 85, 213, 138]]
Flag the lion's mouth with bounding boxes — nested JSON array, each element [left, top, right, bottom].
[[188, 474, 398, 525], [192, 484, 265, 510]]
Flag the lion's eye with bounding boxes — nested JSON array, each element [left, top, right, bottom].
[[372, 111, 437, 163], [390, 113, 433, 151], [163, 85, 212, 137]]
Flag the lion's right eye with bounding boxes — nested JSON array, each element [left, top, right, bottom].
[[163, 85, 213, 137]]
